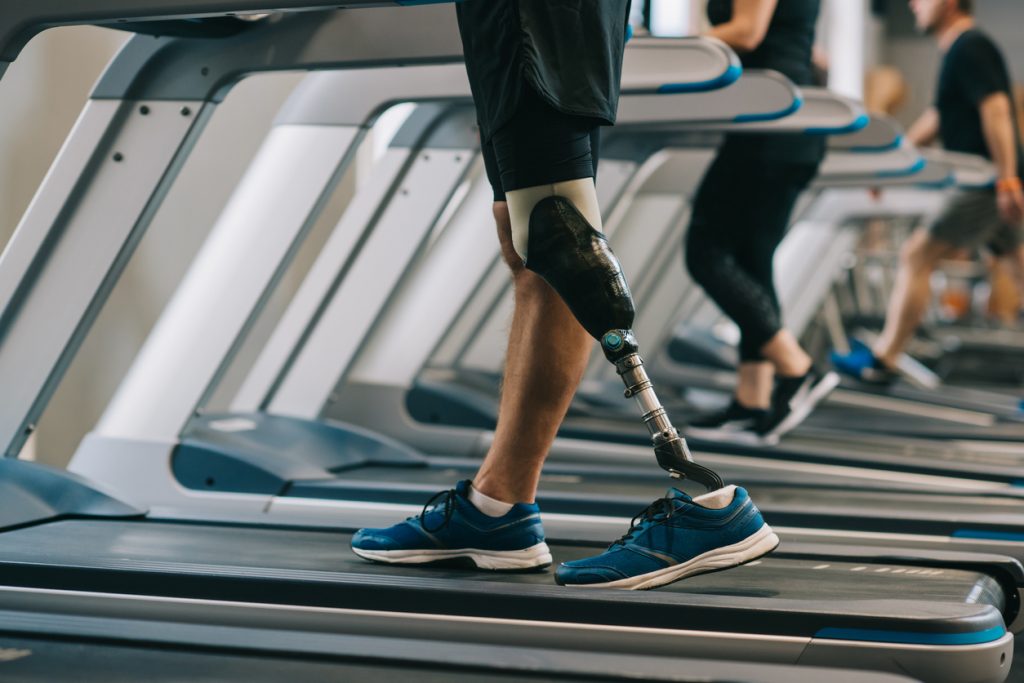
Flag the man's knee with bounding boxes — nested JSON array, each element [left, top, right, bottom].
[[901, 230, 949, 271]]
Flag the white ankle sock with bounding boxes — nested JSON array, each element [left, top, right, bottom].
[[468, 484, 515, 517], [692, 485, 737, 510]]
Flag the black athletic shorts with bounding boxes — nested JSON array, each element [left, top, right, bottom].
[[480, 86, 602, 202]]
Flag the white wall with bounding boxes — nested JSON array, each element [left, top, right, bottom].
[[0, 28, 303, 466]]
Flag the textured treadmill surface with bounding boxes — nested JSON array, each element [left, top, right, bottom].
[[0, 520, 1002, 610], [333, 462, 1024, 527]]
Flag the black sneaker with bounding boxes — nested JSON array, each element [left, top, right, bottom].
[[758, 369, 841, 441], [686, 400, 769, 442]]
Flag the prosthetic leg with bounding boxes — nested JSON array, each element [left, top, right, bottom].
[[506, 182, 724, 491]]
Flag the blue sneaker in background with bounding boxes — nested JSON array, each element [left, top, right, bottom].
[[351, 480, 551, 570], [555, 486, 777, 590], [830, 338, 898, 385]]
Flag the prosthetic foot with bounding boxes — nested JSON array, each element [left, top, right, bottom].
[[523, 196, 724, 491]]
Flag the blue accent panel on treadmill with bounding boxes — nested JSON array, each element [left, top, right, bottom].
[[875, 156, 927, 178], [657, 63, 742, 94], [804, 113, 871, 136], [733, 94, 803, 123], [915, 174, 956, 189], [815, 625, 1006, 646], [174, 412, 427, 495], [0, 459, 145, 531], [952, 529, 1024, 541], [625, 24, 634, 43], [407, 378, 500, 429]]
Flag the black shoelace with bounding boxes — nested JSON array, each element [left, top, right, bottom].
[[418, 488, 457, 533], [611, 496, 677, 548]]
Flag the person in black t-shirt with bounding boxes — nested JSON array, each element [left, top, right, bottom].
[[352, 1, 778, 590], [685, 0, 839, 444], [834, 0, 1024, 384]]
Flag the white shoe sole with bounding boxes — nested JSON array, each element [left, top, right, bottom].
[[352, 541, 553, 570], [565, 523, 779, 591], [765, 371, 841, 441]]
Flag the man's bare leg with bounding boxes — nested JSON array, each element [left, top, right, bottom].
[[1001, 245, 1024, 319], [873, 228, 956, 366], [472, 201, 593, 504]]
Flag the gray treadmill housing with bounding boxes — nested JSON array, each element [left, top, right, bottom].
[[91, 9, 462, 102], [830, 114, 904, 152], [0, 0, 457, 76], [0, 4, 464, 460]]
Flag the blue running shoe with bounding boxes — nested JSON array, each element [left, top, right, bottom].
[[351, 480, 552, 570], [555, 486, 777, 590], [830, 338, 898, 385]]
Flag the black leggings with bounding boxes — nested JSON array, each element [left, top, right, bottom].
[[685, 142, 819, 362], [481, 85, 602, 202]]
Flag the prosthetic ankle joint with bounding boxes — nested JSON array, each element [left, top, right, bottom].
[[523, 197, 724, 491]]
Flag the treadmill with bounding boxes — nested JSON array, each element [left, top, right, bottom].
[[0, 586, 925, 683], [375, 141, 1024, 469], [265, 106, 1024, 484], [436, 133, 1024, 442], [655, 149, 1024, 429], [0, 457, 1014, 683], [3, 9, 1005, 682], [53, 46, 1024, 549]]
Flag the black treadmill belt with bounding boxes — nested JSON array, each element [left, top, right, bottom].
[[411, 376, 1024, 481], [557, 416, 1024, 484], [806, 407, 1024, 442], [565, 413, 1024, 468], [0, 520, 1004, 639], [311, 461, 1024, 538]]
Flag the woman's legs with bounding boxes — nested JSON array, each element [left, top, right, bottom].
[[686, 154, 823, 431]]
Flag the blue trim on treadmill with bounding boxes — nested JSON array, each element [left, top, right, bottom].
[[815, 625, 1006, 646], [953, 529, 1024, 541], [875, 156, 927, 178], [848, 134, 905, 153], [915, 173, 956, 189], [657, 63, 743, 94], [733, 94, 803, 123], [804, 113, 871, 136]]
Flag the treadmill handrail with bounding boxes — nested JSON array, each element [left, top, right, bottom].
[[678, 87, 869, 135], [0, 0, 449, 73], [830, 114, 905, 152]]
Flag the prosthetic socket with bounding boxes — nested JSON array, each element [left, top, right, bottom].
[[524, 197, 724, 491]]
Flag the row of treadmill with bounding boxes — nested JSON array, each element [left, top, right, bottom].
[[1, 4, 1023, 682]]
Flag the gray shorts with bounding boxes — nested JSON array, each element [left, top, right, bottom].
[[931, 189, 1023, 255]]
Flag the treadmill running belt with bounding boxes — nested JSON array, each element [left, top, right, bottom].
[[0, 520, 1004, 640], [299, 461, 1024, 538]]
